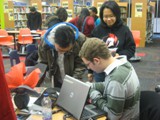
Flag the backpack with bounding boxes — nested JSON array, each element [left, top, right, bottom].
[[25, 50, 38, 66]]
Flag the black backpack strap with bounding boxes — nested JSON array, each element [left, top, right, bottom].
[[81, 17, 87, 33]]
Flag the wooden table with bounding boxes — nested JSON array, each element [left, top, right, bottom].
[[14, 87, 107, 120], [27, 106, 107, 120]]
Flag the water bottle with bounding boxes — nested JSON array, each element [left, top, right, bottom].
[[41, 93, 52, 120]]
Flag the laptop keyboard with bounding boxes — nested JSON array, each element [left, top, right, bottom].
[[81, 109, 94, 118]]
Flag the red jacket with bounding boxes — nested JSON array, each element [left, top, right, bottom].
[[69, 16, 95, 37], [0, 50, 16, 120]]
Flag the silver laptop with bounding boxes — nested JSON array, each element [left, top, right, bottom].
[[56, 75, 106, 120]]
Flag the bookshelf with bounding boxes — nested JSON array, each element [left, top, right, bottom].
[[41, 4, 60, 29], [4, 1, 15, 29], [146, 2, 155, 43], [117, 2, 128, 26], [41, 5, 52, 29], [14, 6, 29, 30], [131, 0, 155, 47], [74, 4, 86, 17], [2, 1, 29, 30], [61, 0, 74, 21], [30, 0, 42, 12], [92, 0, 104, 15], [30, 1, 61, 29]]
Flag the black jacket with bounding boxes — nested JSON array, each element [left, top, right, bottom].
[[91, 20, 135, 60], [27, 11, 42, 30]]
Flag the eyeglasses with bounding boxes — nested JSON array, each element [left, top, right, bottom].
[[85, 61, 91, 68]]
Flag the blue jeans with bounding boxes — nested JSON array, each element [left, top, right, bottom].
[[93, 72, 105, 82]]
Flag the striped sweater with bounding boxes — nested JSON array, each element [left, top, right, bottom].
[[89, 56, 140, 120]]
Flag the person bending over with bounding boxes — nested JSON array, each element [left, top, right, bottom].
[[38, 23, 87, 88]]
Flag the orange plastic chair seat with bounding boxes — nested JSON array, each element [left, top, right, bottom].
[[131, 30, 141, 47], [18, 28, 33, 45], [0, 29, 14, 47]]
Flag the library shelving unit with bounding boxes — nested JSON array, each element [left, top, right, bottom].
[[92, 0, 105, 14], [30, 0, 61, 29], [73, 0, 88, 16], [74, 4, 86, 17], [14, 6, 29, 30], [41, 5, 52, 29], [41, 4, 59, 28], [117, 2, 128, 26], [146, 2, 155, 43], [131, 0, 155, 47], [30, 0, 42, 12], [3, 1, 29, 30], [4, 1, 15, 29], [61, 0, 74, 21]]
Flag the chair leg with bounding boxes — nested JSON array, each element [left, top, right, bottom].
[[18, 45, 27, 55], [21, 45, 25, 54]]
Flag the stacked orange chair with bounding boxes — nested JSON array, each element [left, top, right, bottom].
[[0, 29, 14, 57], [129, 30, 141, 62], [132, 30, 141, 48], [17, 28, 33, 55], [5, 62, 41, 89]]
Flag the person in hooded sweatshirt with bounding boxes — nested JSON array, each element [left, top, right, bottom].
[[38, 23, 87, 88], [88, 1, 136, 82], [37, 7, 87, 88]]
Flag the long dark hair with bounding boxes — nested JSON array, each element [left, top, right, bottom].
[[77, 8, 90, 30], [100, 1, 121, 25]]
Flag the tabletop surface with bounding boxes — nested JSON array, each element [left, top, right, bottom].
[[14, 87, 107, 120]]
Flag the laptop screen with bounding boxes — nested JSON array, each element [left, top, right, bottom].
[[56, 75, 90, 119]]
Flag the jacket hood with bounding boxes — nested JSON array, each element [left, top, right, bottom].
[[47, 23, 67, 45], [42, 22, 79, 49]]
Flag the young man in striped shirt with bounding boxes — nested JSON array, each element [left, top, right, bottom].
[[79, 38, 140, 120]]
